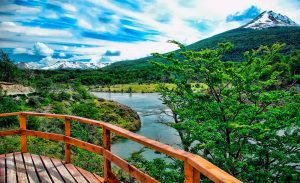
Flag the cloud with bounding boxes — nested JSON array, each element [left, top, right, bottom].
[[33, 42, 54, 56], [78, 19, 92, 29], [13, 47, 34, 55], [59, 52, 66, 57], [62, 4, 77, 12], [226, 5, 261, 22], [0, 21, 73, 37], [39, 56, 57, 66], [104, 50, 121, 56], [0, 4, 41, 14]]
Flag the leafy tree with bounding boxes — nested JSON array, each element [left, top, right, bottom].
[[0, 91, 20, 127], [127, 149, 184, 183], [0, 50, 19, 82], [153, 42, 300, 182]]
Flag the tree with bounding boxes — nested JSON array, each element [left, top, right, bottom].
[[0, 91, 20, 127], [153, 42, 300, 182], [0, 50, 19, 82]]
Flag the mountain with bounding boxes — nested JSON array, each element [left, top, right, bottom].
[[41, 61, 108, 70], [241, 10, 298, 29], [16, 62, 41, 70], [105, 11, 299, 71], [16, 62, 32, 69]]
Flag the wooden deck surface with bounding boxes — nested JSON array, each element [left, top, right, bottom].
[[0, 152, 103, 183]]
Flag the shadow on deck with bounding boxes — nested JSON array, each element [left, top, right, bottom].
[[0, 152, 103, 182]]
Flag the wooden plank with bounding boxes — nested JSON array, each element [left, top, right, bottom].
[[24, 130, 103, 155], [40, 155, 64, 183], [102, 123, 189, 161], [31, 154, 52, 182], [93, 173, 104, 183], [103, 127, 111, 183], [76, 167, 102, 183], [14, 152, 29, 183], [51, 158, 76, 183], [6, 153, 17, 183], [64, 164, 88, 183], [65, 118, 71, 164], [184, 161, 194, 183], [0, 154, 5, 183], [21, 112, 66, 119], [0, 112, 20, 117], [23, 153, 39, 183], [65, 137, 103, 155], [19, 114, 27, 153], [193, 168, 200, 183], [103, 150, 158, 183], [0, 129, 20, 137], [187, 155, 242, 183]]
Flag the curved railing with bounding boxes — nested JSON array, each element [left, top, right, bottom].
[[0, 112, 241, 183]]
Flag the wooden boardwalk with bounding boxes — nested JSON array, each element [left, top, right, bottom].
[[0, 152, 103, 183]]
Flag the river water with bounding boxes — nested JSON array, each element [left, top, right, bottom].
[[91, 92, 182, 160]]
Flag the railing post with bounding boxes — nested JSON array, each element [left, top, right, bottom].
[[184, 161, 200, 183], [65, 118, 71, 164], [19, 114, 27, 153], [103, 127, 111, 183]]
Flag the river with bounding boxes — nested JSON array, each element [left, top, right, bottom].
[[91, 92, 182, 160]]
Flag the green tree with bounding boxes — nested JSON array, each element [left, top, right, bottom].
[[0, 50, 19, 82], [153, 42, 300, 182], [0, 91, 20, 127]]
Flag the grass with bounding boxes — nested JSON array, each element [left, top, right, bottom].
[[90, 83, 208, 93]]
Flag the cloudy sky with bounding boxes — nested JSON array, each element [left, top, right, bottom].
[[0, 0, 299, 67]]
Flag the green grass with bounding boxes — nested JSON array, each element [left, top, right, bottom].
[[90, 83, 208, 93], [90, 83, 171, 93]]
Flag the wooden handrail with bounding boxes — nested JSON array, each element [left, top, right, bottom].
[[0, 112, 242, 183]]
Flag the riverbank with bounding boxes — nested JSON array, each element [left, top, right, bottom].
[[89, 83, 208, 93]]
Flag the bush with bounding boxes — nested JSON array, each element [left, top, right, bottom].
[[0, 92, 19, 127]]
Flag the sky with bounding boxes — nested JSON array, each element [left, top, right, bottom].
[[0, 0, 299, 67]]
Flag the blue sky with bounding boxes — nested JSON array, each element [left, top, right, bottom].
[[0, 0, 299, 67]]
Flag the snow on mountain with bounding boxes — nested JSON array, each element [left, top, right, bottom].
[[241, 10, 298, 30], [41, 61, 108, 70], [16, 62, 42, 69]]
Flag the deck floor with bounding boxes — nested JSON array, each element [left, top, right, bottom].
[[0, 152, 103, 183]]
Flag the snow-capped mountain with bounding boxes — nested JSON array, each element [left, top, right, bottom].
[[241, 10, 298, 30], [41, 61, 109, 70], [16, 62, 42, 69]]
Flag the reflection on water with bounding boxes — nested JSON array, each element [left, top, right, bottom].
[[91, 92, 182, 160]]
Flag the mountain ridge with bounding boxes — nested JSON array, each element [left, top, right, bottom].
[[103, 10, 300, 71], [241, 10, 298, 29]]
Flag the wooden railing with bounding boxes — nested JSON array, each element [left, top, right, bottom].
[[0, 112, 241, 183]]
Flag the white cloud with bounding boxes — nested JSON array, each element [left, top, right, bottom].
[[1, 21, 17, 26], [0, 4, 41, 14], [40, 56, 57, 66], [78, 19, 92, 29], [63, 46, 69, 51], [62, 4, 77, 12], [34, 42, 54, 56], [59, 52, 66, 57], [0, 21, 73, 37], [45, 12, 59, 19], [13, 47, 34, 55]]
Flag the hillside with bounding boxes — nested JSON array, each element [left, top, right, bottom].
[[105, 26, 300, 71]]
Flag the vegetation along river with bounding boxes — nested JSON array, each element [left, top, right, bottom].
[[91, 92, 182, 160]]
